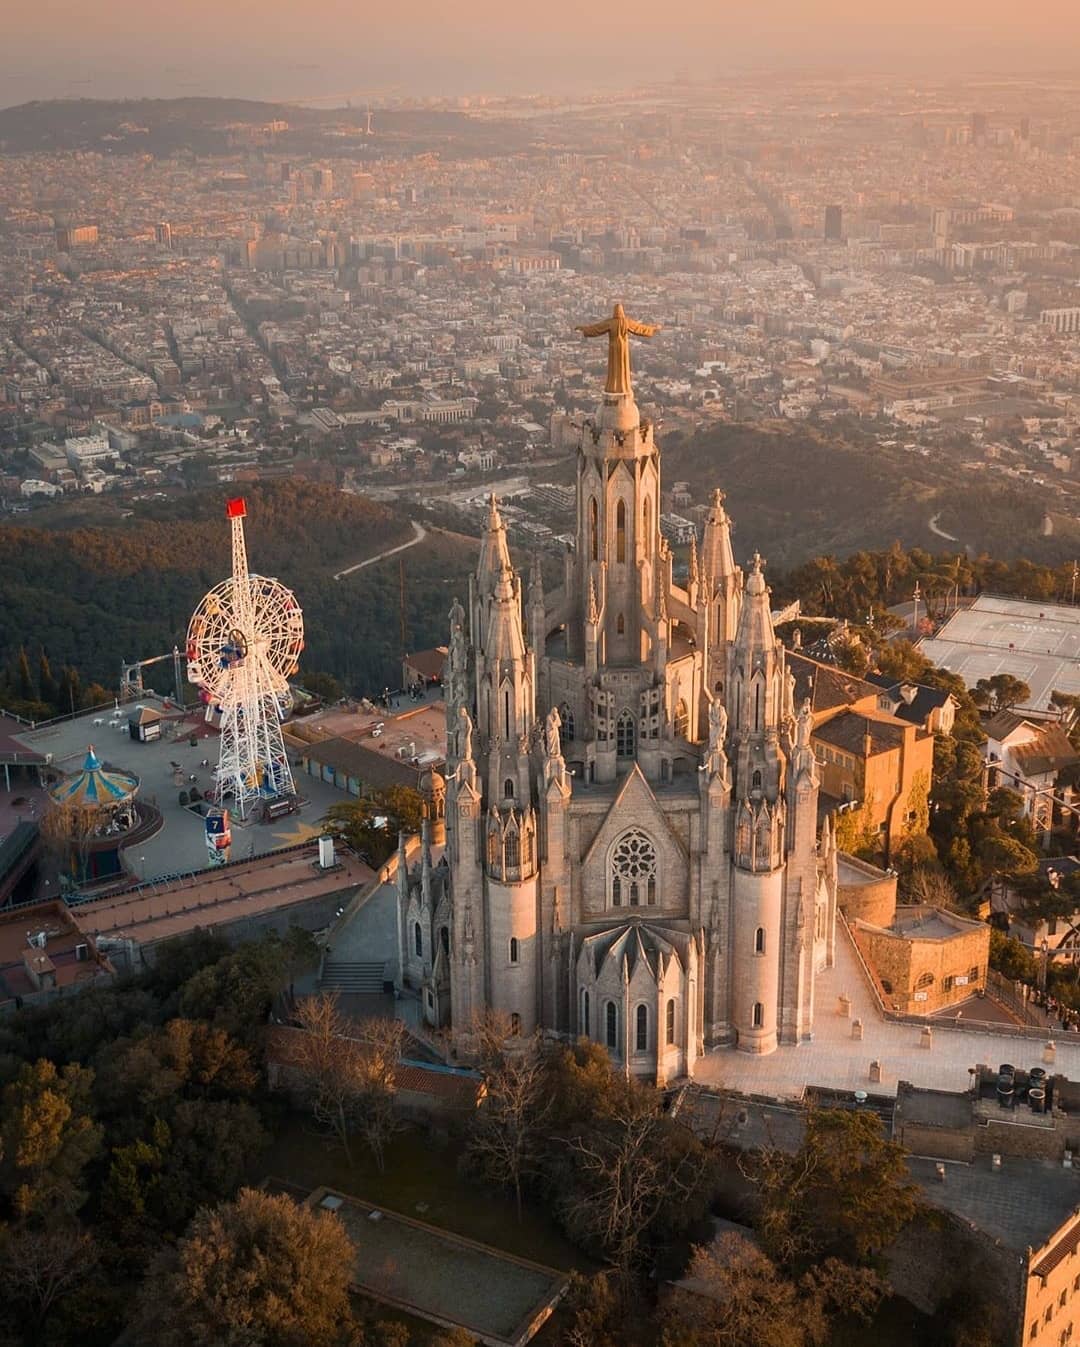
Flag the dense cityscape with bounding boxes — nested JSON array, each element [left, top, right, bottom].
[[2, 61, 1080, 1347]]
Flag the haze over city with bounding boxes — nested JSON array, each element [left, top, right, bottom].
[[6, 6, 1080, 1346], [4, 0, 1080, 105]]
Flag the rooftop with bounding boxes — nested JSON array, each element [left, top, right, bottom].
[[75, 842, 373, 948], [911, 1154, 1080, 1254]]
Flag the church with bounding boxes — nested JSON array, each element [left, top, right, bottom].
[[398, 305, 840, 1080]]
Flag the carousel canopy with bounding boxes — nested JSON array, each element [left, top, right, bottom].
[[49, 746, 138, 809]]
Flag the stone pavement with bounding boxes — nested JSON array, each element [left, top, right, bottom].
[[693, 925, 1080, 1100]]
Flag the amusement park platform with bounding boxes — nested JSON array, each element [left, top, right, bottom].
[[8, 697, 353, 885]]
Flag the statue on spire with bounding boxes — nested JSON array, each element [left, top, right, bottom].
[[576, 303, 660, 396]]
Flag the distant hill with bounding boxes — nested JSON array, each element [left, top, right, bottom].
[[0, 97, 530, 157]]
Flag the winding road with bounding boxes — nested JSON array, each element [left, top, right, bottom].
[[333, 520, 427, 581]]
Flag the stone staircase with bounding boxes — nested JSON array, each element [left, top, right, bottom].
[[320, 960, 388, 995]]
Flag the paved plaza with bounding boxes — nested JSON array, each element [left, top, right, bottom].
[[919, 594, 1080, 713], [694, 925, 1080, 1099], [10, 698, 350, 884]]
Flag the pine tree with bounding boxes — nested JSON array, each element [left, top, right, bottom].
[[38, 651, 59, 713], [59, 666, 82, 716], [16, 647, 33, 701]]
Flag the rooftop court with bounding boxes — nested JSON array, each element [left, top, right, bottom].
[[918, 594, 1080, 713]]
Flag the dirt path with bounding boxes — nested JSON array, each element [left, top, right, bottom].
[[333, 520, 427, 581]]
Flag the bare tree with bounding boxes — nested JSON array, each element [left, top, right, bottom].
[[350, 1015, 406, 1173], [288, 994, 405, 1170], [466, 1032, 550, 1220], [38, 801, 106, 885], [0, 1221, 97, 1326], [563, 1098, 706, 1298]]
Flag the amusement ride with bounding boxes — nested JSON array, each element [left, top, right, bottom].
[[185, 498, 304, 820]]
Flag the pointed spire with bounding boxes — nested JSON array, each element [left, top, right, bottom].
[[476, 493, 512, 592], [702, 488, 738, 590], [487, 565, 527, 662], [734, 552, 775, 653], [528, 552, 544, 600]]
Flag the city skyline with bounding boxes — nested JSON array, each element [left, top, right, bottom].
[[3, 0, 1080, 107]]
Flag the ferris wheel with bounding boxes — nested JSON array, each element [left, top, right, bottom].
[[185, 498, 304, 821]]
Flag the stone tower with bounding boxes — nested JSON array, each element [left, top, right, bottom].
[[422, 304, 835, 1074]]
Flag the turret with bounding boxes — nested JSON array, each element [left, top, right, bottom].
[[702, 490, 742, 696], [478, 565, 535, 808], [729, 553, 786, 814], [528, 553, 546, 661], [472, 495, 512, 650]]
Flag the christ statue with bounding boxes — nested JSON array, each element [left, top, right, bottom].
[[576, 303, 661, 396]]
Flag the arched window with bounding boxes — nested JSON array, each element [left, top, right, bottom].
[[616, 499, 626, 562], [487, 829, 500, 870], [505, 829, 520, 869], [752, 1002, 764, 1029], [510, 1012, 521, 1035], [611, 829, 657, 909], [605, 1001, 617, 1050], [504, 777, 514, 799], [521, 828, 533, 870], [915, 971, 934, 989], [753, 681, 762, 732], [636, 1004, 648, 1052], [581, 989, 590, 1037], [755, 926, 765, 955], [616, 612, 625, 635], [589, 496, 599, 562], [559, 702, 575, 744], [674, 698, 689, 739], [752, 769, 762, 791], [504, 689, 512, 739], [440, 926, 450, 955], [414, 922, 423, 958], [666, 997, 676, 1045], [642, 497, 652, 557], [509, 936, 519, 965], [616, 709, 635, 757]]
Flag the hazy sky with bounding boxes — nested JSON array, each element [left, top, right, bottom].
[[2, 0, 1079, 107]]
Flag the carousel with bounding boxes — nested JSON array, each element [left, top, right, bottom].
[[46, 746, 141, 885]]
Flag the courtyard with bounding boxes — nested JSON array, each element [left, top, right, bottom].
[[10, 695, 351, 884]]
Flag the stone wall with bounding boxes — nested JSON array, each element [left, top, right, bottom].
[[837, 853, 897, 927], [854, 908, 989, 1014]]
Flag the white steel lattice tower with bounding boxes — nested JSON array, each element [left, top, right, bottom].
[[185, 498, 304, 820]]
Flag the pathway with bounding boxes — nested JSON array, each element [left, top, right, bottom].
[[333, 520, 427, 581], [928, 511, 960, 543]]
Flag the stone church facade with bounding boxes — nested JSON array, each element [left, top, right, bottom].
[[400, 313, 840, 1080]]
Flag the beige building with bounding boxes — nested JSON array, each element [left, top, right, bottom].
[[788, 654, 935, 862], [851, 905, 990, 1014]]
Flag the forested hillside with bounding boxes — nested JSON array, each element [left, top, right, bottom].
[[0, 481, 464, 707]]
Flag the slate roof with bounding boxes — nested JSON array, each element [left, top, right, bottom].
[[814, 711, 914, 757], [787, 651, 880, 717], [301, 736, 429, 790], [1011, 726, 1080, 778]]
